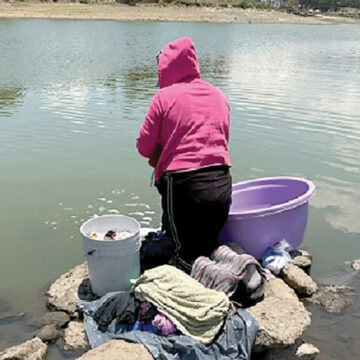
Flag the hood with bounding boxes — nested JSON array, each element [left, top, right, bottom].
[[158, 37, 201, 89]]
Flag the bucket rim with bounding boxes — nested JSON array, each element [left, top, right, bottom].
[[80, 214, 141, 243], [229, 176, 316, 219]]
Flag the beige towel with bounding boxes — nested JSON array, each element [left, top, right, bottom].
[[134, 265, 229, 344]]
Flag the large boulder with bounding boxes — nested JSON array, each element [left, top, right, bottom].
[[281, 264, 318, 296], [0, 337, 47, 360], [64, 321, 90, 351], [248, 278, 311, 351], [47, 262, 97, 315], [75, 340, 153, 360], [304, 285, 355, 313]]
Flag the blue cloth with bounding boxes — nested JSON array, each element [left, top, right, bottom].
[[132, 321, 158, 334]]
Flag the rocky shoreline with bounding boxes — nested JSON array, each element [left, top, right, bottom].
[[0, 2, 359, 24], [1, 252, 358, 360]]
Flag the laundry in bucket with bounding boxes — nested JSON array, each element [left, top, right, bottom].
[[262, 239, 292, 275], [89, 229, 135, 241]]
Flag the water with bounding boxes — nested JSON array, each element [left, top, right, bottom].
[[0, 20, 360, 359]]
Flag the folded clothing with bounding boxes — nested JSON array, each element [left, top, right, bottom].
[[191, 245, 266, 305], [134, 265, 230, 344]]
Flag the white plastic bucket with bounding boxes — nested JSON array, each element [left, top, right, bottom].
[[80, 215, 141, 296]]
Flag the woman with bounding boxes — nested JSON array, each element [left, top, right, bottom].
[[137, 37, 232, 272]]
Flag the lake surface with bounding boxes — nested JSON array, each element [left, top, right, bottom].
[[0, 20, 360, 359]]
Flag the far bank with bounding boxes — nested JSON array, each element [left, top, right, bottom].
[[0, 3, 359, 24]]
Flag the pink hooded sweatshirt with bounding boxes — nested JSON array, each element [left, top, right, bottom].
[[137, 37, 231, 181]]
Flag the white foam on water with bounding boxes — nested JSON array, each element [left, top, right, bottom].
[[108, 209, 120, 214], [128, 212, 144, 216]]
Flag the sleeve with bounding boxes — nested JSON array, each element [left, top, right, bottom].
[[137, 93, 163, 158]]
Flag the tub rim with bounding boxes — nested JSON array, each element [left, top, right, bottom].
[[80, 214, 140, 244], [229, 176, 316, 219]]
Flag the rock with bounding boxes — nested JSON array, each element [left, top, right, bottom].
[[263, 278, 299, 301], [304, 285, 355, 313], [64, 321, 90, 351], [0, 337, 47, 360], [296, 343, 319, 359], [291, 250, 312, 274], [351, 259, 360, 271], [46, 262, 97, 315], [264, 342, 319, 360], [281, 264, 318, 296], [36, 311, 70, 328], [248, 278, 311, 351], [36, 324, 60, 343], [75, 339, 153, 360]]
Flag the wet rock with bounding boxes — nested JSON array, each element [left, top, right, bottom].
[[75, 339, 153, 360], [304, 285, 355, 313], [33, 311, 70, 328], [296, 343, 319, 359], [281, 264, 318, 296], [291, 250, 312, 274], [0, 337, 47, 360], [248, 278, 311, 351], [351, 259, 360, 271], [264, 341, 319, 360], [47, 262, 96, 316], [36, 324, 60, 343], [64, 321, 90, 351]]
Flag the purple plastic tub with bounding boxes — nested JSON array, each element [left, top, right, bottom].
[[219, 177, 316, 259]]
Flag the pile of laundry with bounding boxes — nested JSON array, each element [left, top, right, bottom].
[[78, 244, 269, 360]]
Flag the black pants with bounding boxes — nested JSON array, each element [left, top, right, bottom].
[[155, 166, 232, 273]]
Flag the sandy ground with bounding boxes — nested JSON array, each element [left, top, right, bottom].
[[0, 3, 359, 24]]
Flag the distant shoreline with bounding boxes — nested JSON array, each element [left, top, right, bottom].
[[0, 3, 359, 24]]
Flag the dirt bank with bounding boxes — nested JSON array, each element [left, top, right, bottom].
[[0, 3, 359, 24]]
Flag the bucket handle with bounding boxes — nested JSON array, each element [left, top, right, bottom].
[[85, 249, 96, 256]]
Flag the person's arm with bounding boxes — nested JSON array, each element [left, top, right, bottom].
[[137, 93, 163, 165]]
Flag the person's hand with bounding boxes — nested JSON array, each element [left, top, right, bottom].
[[148, 143, 162, 168]]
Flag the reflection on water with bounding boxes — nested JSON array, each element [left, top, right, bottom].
[[0, 20, 360, 359], [0, 88, 24, 117]]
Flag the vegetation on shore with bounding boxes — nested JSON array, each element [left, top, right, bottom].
[[3, 0, 359, 18], [1, 0, 359, 22]]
